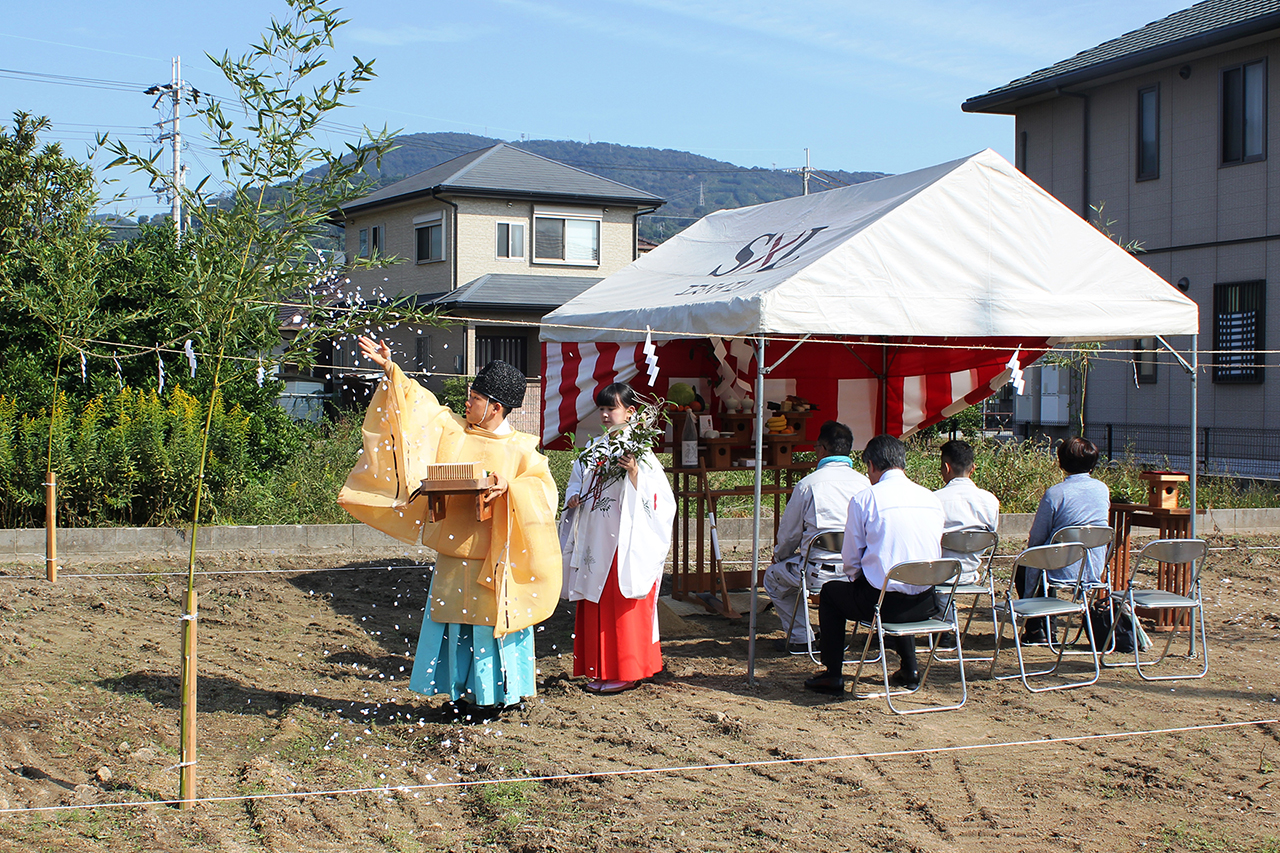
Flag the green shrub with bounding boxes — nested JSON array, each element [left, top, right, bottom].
[[0, 386, 295, 527]]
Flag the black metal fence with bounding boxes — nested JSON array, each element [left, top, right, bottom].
[[1079, 422, 1280, 479]]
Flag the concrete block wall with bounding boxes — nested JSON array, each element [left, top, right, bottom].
[[6, 509, 1277, 567]]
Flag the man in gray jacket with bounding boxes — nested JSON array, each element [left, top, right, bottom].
[[764, 421, 870, 653]]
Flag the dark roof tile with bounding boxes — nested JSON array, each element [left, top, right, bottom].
[[341, 144, 662, 213], [435, 273, 602, 311], [964, 0, 1280, 113]]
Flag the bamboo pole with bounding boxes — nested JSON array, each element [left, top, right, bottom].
[[179, 587, 197, 808], [45, 338, 64, 585], [178, 355, 224, 810], [45, 471, 56, 582]]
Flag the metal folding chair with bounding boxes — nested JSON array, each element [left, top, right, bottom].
[[786, 530, 877, 665], [1045, 525, 1115, 654], [849, 559, 965, 715], [1102, 538, 1209, 680], [992, 542, 1100, 692], [934, 528, 999, 662]]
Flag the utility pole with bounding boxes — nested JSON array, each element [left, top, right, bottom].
[[146, 57, 197, 241], [784, 148, 813, 196], [699, 181, 704, 208]]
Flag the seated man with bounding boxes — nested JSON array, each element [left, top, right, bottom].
[[935, 439, 1000, 585], [805, 434, 945, 695], [1020, 436, 1110, 644], [763, 420, 870, 654]]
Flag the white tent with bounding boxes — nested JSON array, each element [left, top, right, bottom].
[[542, 149, 1196, 343], [540, 149, 1200, 682]]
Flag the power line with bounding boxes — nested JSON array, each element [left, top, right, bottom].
[[0, 67, 150, 93]]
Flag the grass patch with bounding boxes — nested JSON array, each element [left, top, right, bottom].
[[468, 778, 539, 838], [1158, 822, 1280, 853]]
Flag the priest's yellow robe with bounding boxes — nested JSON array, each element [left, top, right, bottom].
[[338, 364, 561, 637]]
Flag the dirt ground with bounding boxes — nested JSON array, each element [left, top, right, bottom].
[[0, 534, 1277, 853]]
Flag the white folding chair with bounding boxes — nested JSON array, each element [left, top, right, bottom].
[[787, 529, 879, 665], [1045, 525, 1115, 654], [849, 559, 966, 715], [992, 542, 1100, 692], [1102, 538, 1209, 680], [934, 528, 999, 662]]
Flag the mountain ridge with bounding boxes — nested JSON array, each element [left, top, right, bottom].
[[350, 132, 888, 243]]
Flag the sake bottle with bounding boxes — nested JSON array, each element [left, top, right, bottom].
[[680, 410, 699, 467]]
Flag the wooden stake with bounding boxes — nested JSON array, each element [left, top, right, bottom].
[[179, 588, 198, 809], [45, 471, 57, 583]]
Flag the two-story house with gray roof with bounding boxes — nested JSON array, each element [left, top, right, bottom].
[[333, 143, 662, 424], [964, 0, 1280, 475]]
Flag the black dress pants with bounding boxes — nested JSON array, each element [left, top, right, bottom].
[[818, 575, 938, 676]]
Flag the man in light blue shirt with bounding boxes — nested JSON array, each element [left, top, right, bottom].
[[805, 435, 945, 695], [1021, 436, 1111, 644], [764, 421, 870, 652]]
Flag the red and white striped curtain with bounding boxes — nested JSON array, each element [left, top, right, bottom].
[[541, 337, 1048, 450]]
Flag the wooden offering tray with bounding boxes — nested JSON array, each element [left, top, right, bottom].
[[413, 462, 496, 522]]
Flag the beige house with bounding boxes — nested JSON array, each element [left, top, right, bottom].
[[332, 144, 663, 424], [964, 0, 1280, 474]]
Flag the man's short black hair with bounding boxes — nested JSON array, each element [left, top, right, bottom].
[[1058, 436, 1099, 474], [940, 439, 975, 474], [816, 420, 853, 457], [862, 434, 906, 472]]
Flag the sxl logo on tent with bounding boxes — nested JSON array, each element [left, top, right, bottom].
[[708, 227, 828, 278]]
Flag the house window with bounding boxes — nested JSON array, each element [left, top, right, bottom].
[[496, 222, 526, 259], [1134, 337, 1158, 385], [476, 334, 528, 376], [1137, 86, 1159, 180], [1222, 59, 1266, 165], [358, 226, 382, 258], [533, 206, 602, 265], [1213, 281, 1265, 383], [415, 212, 444, 263]]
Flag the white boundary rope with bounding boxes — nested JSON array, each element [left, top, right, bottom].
[[0, 564, 430, 581], [0, 718, 1273, 816]]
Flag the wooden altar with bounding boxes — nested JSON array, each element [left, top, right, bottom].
[[665, 410, 816, 618], [1108, 471, 1193, 630]]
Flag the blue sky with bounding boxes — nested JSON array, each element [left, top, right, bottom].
[[1, 0, 1192, 217]]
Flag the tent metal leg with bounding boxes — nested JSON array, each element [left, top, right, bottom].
[[747, 335, 766, 686]]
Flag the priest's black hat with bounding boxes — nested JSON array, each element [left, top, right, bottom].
[[471, 360, 526, 410]]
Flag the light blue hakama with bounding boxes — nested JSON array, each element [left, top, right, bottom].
[[408, 618, 537, 707]]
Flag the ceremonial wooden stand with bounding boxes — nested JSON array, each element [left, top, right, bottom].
[[666, 410, 816, 618], [1108, 471, 1192, 630], [414, 475, 497, 522]]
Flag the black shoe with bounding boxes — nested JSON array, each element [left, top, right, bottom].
[[804, 671, 845, 696], [889, 669, 920, 691], [1021, 628, 1049, 646], [774, 638, 814, 655]]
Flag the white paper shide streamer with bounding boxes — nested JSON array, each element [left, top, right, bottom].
[[1006, 347, 1025, 396], [157, 351, 165, 394], [80, 351, 87, 382], [643, 325, 659, 385], [184, 340, 198, 378], [256, 360, 266, 388]]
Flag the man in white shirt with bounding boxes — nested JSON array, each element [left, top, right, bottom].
[[805, 435, 945, 695], [763, 421, 870, 653], [934, 440, 999, 585]]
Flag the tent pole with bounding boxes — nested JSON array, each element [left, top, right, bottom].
[[1190, 334, 1198, 538], [747, 335, 765, 686], [1157, 333, 1192, 532]]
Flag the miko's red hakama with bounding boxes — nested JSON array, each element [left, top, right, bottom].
[[573, 553, 662, 682]]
